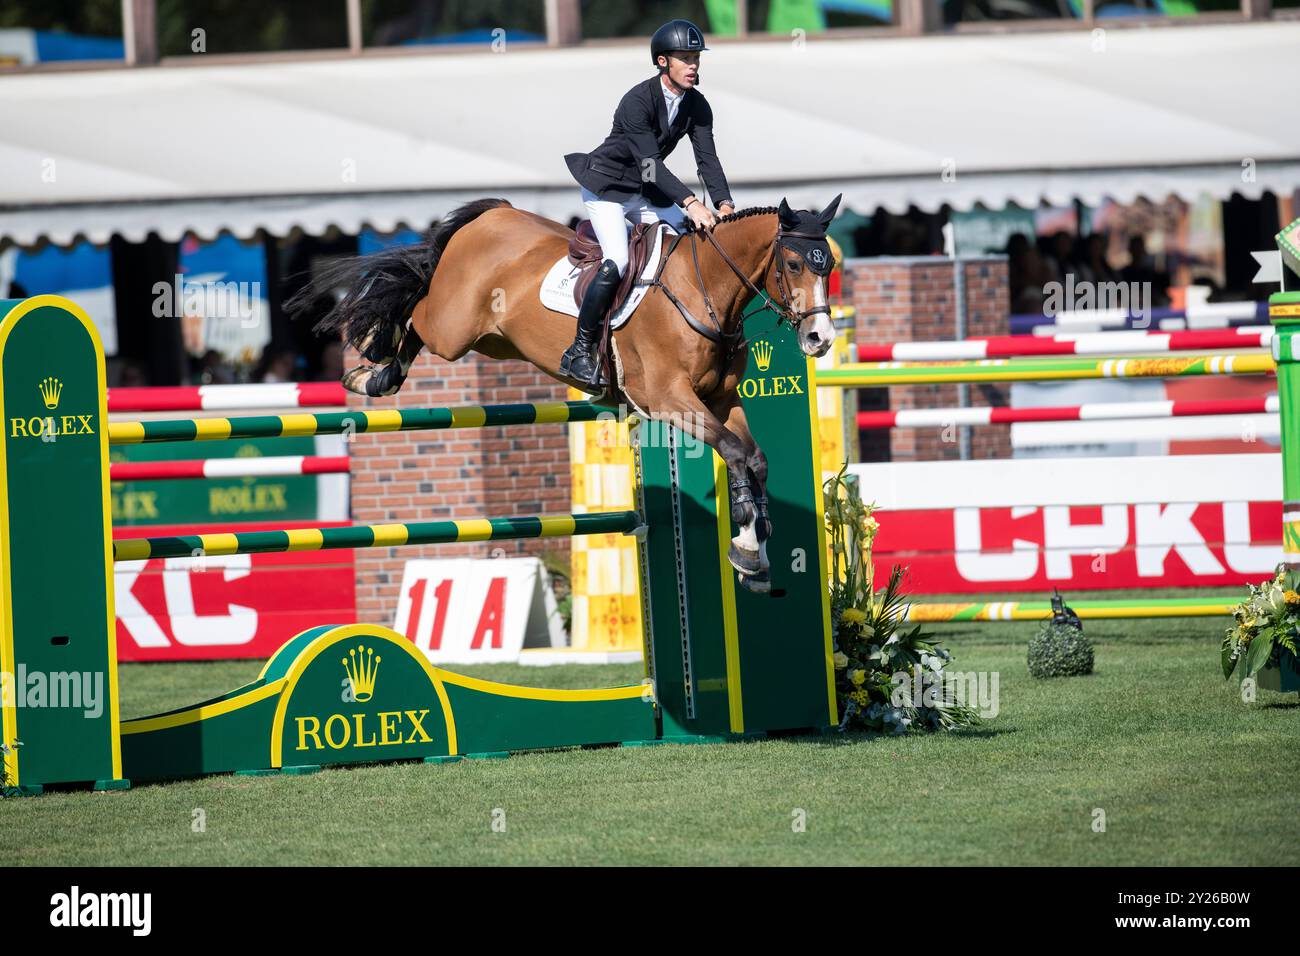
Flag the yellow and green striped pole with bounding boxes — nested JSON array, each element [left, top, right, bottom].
[[1271, 291, 1300, 564], [108, 400, 608, 445], [113, 511, 640, 561], [818, 352, 1275, 388], [900, 597, 1237, 623]]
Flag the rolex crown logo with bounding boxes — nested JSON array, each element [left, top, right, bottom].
[[39, 377, 62, 410], [342, 646, 381, 702], [750, 340, 774, 373]]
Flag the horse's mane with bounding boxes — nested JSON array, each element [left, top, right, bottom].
[[680, 205, 777, 236], [715, 206, 778, 226]]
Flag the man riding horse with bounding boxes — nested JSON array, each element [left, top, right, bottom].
[[559, 18, 737, 392], [290, 19, 840, 590]]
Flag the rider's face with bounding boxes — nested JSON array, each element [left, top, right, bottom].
[[660, 52, 700, 90]]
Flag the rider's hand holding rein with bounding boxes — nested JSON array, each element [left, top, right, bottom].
[[684, 196, 717, 230], [684, 197, 735, 230]]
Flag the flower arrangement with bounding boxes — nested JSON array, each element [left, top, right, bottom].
[[1222, 565, 1300, 682], [824, 467, 978, 734]]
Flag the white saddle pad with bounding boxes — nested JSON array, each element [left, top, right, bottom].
[[538, 223, 671, 331]]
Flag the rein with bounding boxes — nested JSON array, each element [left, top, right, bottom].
[[638, 221, 831, 360]]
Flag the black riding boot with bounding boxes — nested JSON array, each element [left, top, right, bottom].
[[559, 259, 621, 393]]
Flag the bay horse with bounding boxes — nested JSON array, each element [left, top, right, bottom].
[[290, 196, 840, 590]]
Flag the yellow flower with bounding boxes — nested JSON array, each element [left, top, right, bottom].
[[841, 608, 868, 624], [833, 651, 850, 670], [848, 668, 866, 687], [1285, 590, 1300, 604]]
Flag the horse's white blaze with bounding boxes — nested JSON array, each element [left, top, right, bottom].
[[799, 277, 835, 357]]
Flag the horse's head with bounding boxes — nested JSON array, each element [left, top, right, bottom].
[[770, 195, 841, 357]]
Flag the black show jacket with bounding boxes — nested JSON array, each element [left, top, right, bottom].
[[565, 75, 733, 210]]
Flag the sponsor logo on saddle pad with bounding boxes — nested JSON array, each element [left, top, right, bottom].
[[538, 223, 670, 329]]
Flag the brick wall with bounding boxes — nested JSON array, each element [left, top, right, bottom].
[[348, 352, 571, 624], [842, 255, 1012, 462]]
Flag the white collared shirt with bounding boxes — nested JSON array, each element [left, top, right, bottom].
[[660, 77, 683, 126]]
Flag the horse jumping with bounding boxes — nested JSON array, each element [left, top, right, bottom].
[[291, 197, 841, 589]]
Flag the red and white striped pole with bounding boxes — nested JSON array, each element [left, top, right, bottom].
[[109, 456, 350, 481], [107, 382, 347, 413], [857, 396, 1278, 430], [855, 326, 1272, 363]]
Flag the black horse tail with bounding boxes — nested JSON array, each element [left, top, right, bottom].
[[287, 198, 512, 362]]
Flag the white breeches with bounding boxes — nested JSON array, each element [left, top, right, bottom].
[[580, 187, 685, 276]]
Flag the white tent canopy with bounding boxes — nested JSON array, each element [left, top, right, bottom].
[[1, 21, 1297, 247]]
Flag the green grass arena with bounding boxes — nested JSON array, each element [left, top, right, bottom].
[[4, 590, 1296, 867]]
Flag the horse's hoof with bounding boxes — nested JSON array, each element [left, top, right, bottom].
[[727, 542, 763, 576], [341, 365, 374, 395], [737, 570, 771, 594]]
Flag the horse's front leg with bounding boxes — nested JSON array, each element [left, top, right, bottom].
[[653, 390, 769, 589], [714, 397, 772, 591]]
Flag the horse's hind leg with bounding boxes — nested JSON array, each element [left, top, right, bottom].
[[342, 323, 423, 397], [357, 319, 405, 364]]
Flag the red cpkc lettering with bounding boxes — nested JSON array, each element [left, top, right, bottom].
[[879, 502, 1283, 592]]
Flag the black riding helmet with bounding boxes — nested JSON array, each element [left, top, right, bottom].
[[651, 19, 708, 67]]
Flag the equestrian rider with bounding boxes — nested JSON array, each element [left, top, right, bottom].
[[559, 18, 736, 390]]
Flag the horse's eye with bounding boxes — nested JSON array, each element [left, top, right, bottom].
[[786, 258, 803, 274]]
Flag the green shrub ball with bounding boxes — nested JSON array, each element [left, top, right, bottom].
[[1027, 621, 1095, 678]]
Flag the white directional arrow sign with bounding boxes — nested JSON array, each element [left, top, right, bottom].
[[1252, 250, 1282, 284]]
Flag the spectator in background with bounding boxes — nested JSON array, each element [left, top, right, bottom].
[[1077, 233, 1120, 286], [118, 361, 149, 388], [316, 341, 344, 382], [195, 349, 235, 385], [1006, 232, 1056, 316], [1121, 235, 1170, 307], [1046, 231, 1077, 286], [255, 349, 298, 383]]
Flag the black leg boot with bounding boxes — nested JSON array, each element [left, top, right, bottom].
[[559, 259, 621, 393]]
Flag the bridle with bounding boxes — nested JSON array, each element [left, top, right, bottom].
[[639, 219, 831, 360]]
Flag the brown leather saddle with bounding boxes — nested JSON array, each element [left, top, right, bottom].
[[564, 221, 662, 390], [567, 220, 659, 311]]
